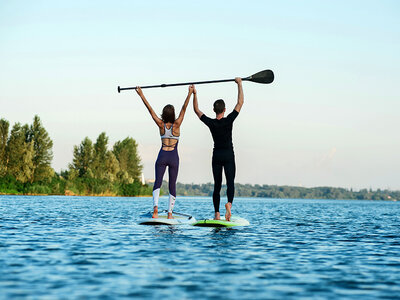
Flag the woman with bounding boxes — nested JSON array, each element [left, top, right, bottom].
[[135, 85, 194, 219]]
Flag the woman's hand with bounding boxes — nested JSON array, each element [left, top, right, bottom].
[[135, 86, 143, 96]]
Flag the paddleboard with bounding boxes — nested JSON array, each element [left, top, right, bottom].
[[139, 214, 196, 225], [192, 215, 250, 227]]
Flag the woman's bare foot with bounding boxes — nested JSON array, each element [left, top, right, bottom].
[[152, 206, 158, 218], [225, 202, 232, 221], [214, 212, 220, 220], [167, 212, 173, 219]]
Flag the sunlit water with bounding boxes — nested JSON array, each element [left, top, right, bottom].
[[1, 195, 399, 299]]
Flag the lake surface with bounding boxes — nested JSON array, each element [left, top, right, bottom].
[[1, 196, 399, 299]]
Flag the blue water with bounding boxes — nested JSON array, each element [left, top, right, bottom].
[[1, 196, 400, 299]]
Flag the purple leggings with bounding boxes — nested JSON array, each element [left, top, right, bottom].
[[153, 146, 179, 197]]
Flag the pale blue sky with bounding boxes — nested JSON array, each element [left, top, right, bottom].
[[1, 1, 399, 189]]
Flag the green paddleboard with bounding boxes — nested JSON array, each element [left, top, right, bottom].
[[192, 216, 250, 227]]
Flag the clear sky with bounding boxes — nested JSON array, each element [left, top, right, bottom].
[[1, 1, 399, 190]]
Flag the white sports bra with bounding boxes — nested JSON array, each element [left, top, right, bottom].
[[161, 124, 179, 140], [161, 124, 179, 149]]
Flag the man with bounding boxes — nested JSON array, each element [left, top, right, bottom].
[[193, 78, 244, 221]]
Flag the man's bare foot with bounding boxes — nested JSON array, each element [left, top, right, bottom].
[[152, 206, 158, 218], [225, 202, 232, 221], [167, 212, 173, 219], [214, 212, 220, 220]]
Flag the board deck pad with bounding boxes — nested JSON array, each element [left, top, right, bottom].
[[192, 216, 250, 227], [139, 214, 196, 225]]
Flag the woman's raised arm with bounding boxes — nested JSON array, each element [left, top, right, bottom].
[[136, 87, 163, 128], [175, 85, 194, 127]]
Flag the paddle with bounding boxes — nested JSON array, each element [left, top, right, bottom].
[[117, 69, 274, 93]]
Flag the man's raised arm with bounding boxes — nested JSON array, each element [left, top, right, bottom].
[[234, 77, 244, 113], [192, 86, 204, 119]]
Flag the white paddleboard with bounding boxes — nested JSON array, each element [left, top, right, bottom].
[[139, 214, 196, 225]]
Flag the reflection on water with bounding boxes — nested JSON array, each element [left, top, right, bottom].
[[0, 195, 400, 299]]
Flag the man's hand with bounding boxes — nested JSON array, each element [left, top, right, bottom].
[[235, 77, 242, 84]]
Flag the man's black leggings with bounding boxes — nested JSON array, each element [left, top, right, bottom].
[[212, 149, 236, 213]]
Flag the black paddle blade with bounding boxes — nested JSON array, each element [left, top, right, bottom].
[[245, 69, 274, 84]]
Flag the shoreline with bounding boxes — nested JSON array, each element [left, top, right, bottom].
[[0, 192, 397, 201], [0, 192, 152, 197]]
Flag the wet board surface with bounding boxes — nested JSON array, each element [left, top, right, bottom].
[[192, 216, 250, 227]]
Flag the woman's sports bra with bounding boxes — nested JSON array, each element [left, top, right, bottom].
[[161, 124, 179, 149]]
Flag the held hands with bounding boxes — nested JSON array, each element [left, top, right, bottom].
[[235, 77, 242, 85], [189, 85, 196, 95]]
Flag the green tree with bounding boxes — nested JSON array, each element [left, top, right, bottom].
[[6, 123, 35, 183], [28, 115, 54, 182], [113, 137, 142, 182], [91, 133, 121, 182], [92, 132, 108, 179], [0, 118, 9, 176], [104, 151, 120, 182], [70, 137, 94, 178]]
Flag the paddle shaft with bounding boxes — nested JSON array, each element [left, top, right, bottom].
[[118, 77, 248, 93]]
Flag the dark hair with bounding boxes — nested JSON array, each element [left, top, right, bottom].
[[213, 99, 225, 114], [161, 104, 176, 123]]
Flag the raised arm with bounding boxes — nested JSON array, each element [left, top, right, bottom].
[[192, 86, 203, 119], [135, 87, 163, 128], [175, 85, 194, 127], [234, 77, 244, 113]]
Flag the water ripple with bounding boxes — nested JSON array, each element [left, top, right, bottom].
[[0, 196, 399, 299]]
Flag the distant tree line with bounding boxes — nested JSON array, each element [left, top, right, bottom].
[[162, 182, 399, 201], [1, 115, 398, 201], [0, 116, 151, 196]]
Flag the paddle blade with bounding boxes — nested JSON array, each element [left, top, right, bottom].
[[246, 70, 274, 84]]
